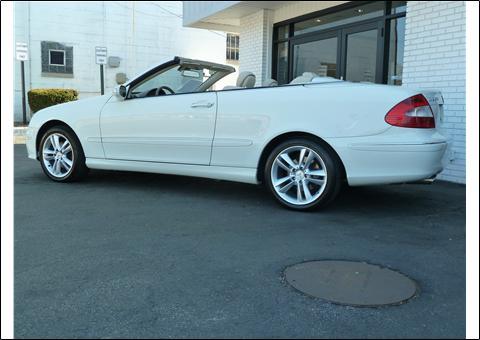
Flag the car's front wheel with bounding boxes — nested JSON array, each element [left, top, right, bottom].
[[39, 126, 88, 182], [264, 139, 343, 211]]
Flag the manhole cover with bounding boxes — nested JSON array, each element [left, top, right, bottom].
[[285, 260, 418, 306]]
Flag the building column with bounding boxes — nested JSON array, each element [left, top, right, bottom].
[[238, 9, 274, 86], [14, 1, 32, 122]]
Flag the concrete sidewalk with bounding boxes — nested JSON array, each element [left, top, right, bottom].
[[14, 127, 27, 144]]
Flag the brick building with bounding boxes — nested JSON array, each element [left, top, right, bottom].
[[183, 1, 466, 183]]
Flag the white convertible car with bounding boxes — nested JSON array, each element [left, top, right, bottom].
[[26, 56, 447, 210]]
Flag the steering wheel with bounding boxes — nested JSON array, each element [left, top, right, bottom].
[[155, 86, 175, 96]]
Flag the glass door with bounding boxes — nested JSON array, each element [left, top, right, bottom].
[[288, 22, 385, 83], [290, 31, 340, 80], [341, 22, 384, 83]]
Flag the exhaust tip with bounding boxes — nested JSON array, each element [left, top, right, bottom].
[[408, 175, 437, 185]]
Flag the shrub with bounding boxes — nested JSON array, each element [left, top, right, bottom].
[[27, 88, 78, 113]]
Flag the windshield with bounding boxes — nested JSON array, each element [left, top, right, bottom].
[[129, 63, 221, 99]]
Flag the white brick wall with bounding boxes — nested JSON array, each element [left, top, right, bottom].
[[14, 1, 227, 122], [238, 9, 273, 85], [402, 1, 466, 183], [14, 2, 32, 121]]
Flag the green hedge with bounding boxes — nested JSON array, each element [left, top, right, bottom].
[[27, 88, 78, 113]]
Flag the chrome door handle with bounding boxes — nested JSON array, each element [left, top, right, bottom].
[[191, 102, 214, 108]]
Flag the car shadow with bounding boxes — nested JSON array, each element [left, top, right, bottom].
[[79, 169, 450, 214]]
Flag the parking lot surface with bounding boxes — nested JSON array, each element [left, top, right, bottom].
[[14, 145, 465, 338]]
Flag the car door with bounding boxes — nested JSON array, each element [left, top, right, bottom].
[[100, 64, 217, 165]]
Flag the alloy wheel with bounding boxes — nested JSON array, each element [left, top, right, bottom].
[[42, 133, 74, 178], [270, 145, 328, 206]]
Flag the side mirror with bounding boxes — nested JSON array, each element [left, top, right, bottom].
[[119, 85, 127, 98], [113, 85, 127, 99]]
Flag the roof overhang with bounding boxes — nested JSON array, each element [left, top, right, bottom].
[[183, 1, 293, 33]]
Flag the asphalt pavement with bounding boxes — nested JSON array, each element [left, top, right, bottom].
[[14, 144, 466, 338]]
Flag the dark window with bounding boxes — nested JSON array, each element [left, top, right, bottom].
[[387, 16, 405, 85], [49, 50, 65, 66], [41, 41, 73, 75], [226, 33, 239, 61], [276, 25, 289, 40], [272, 1, 406, 85]]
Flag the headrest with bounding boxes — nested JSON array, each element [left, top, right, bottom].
[[262, 78, 278, 87], [236, 71, 256, 88], [301, 72, 318, 79], [289, 72, 318, 84]]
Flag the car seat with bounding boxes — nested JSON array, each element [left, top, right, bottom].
[[223, 71, 256, 90], [262, 78, 278, 87], [289, 72, 318, 84]]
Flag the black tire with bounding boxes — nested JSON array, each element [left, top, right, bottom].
[[38, 125, 89, 182], [264, 138, 343, 211]]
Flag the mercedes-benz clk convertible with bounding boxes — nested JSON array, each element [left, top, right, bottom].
[[26, 56, 447, 210]]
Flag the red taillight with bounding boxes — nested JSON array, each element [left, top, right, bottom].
[[385, 94, 435, 128]]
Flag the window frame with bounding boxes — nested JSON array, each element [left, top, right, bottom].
[[48, 49, 66, 67], [272, 1, 406, 85], [226, 33, 240, 61]]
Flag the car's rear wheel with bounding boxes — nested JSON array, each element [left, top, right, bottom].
[[39, 126, 88, 182], [264, 138, 342, 210]]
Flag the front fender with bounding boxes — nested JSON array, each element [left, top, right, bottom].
[[27, 95, 111, 160]]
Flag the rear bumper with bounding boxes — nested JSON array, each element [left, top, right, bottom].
[[346, 141, 446, 186], [329, 128, 448, 186]]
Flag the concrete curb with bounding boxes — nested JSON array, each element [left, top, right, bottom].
[[14, 127, 28, 136], [14, 127, 27, 144]]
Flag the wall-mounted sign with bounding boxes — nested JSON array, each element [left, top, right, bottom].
[[95, 46, 107, 65], [108, 56, 121, 68], [16, 42, 29, 61]]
